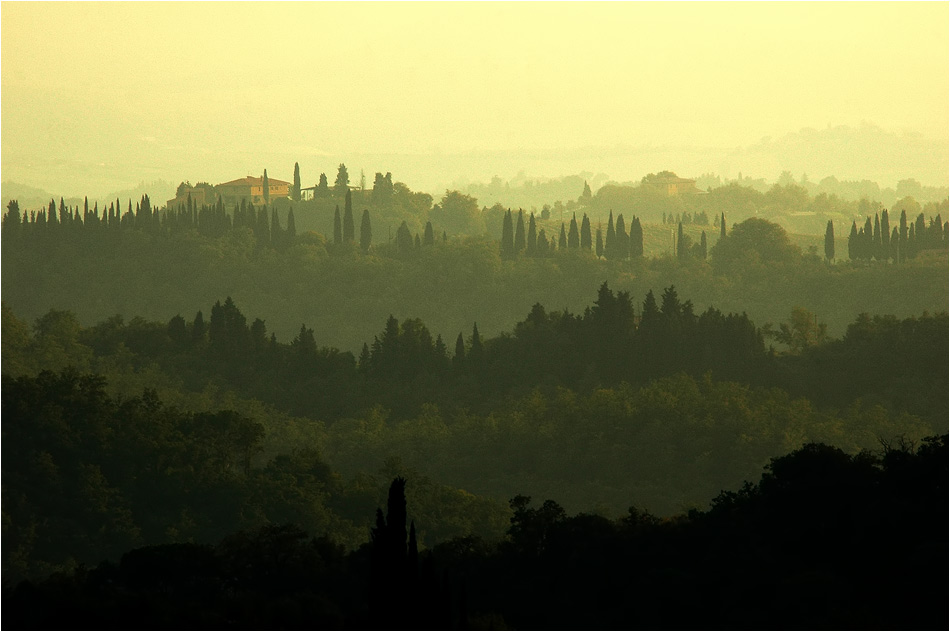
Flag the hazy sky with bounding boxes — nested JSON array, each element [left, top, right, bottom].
[[2, 2, 947, 197]]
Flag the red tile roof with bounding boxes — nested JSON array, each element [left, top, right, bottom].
[[217, 176, 291, 187]]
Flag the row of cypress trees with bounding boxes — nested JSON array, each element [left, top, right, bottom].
[[2, 196, 298, 248], [847, 209, 947, 262], [500, 209, 645, 260]]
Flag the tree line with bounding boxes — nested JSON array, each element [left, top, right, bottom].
[[5, 437, 946, 629]]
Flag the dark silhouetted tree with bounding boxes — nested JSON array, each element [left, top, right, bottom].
[[334, 164, 350, 197], [514, 210, 526, 253], [292, 162, 301, 202], [824, 220, 835, 261], [568, 214, 580, 249], [343, 191, 354, 242], [527, 213, 537, 255], [501, 210, 514, 259], [333, 206, 343, 245]]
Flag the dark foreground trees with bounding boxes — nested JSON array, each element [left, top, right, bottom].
[[5, 438, 946, 630]]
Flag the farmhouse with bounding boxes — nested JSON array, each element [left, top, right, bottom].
[[216, 175, 291, 206]]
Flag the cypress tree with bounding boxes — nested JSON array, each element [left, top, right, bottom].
[[424, 220, 434, 246], [527, 213, 537, 255], [881, 209, 890, 256], [292, 162, 301, 202], [873, 214, 882, 259], [824, 220, 835, 261], [501, 209, 514, 258], [360, 209, 372, 252], [615, 214, 629, 259], [899, 210, 908, 263], [257, 206, 270, 247], [605, 211, 616, 259], [677, 222, 687, 261], [469, 323, 482, 360], [262, 169, 270, 204], [630, 216, 643, 258], [537, 228, 549, 255], [192, 310, 207, 343], [414, 233, 421, 248], [720, 212, 727, 240], [453, 332, 465, 367], [890, 226, 899, 261], [396, 221, 413, 253], [287, 207, 297, 242], [581, 214, 592, 250], [596, 227, 604, 257], [848, 221, 858, 260], [568, 213, 580, 248], [515, 210, 526, 252], [558, 223, 567, 250], [700, 230, 708, 260], [334, 205, 343, 244], [343, 190, 355, 242], [863, 216, 873, 260], [271, 207, 282, 247]]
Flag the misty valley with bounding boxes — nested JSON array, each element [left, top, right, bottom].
[[2, 167, 947, 629]]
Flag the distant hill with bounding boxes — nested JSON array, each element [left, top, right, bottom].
[[1, 179, 176, 212]]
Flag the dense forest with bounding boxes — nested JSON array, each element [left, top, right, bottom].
[[2, 166, 947, 629], [5, 441, 947, 629], [2, 168, 947, 353]]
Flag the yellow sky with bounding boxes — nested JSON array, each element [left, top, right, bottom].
[[2, 2, 947, 194]]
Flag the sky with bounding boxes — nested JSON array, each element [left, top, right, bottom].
[[2, 2, 948, 198]]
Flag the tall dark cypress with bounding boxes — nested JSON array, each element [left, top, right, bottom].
[[880, 209, 890, 257], [873, 214, 882, 260], [700, 230, 708, 260], [848, 220, 858, 260], [271, 207, 282, 247], [515, 209, 526, 252], [501, 209, 514, 258], [360, 209, 372, 252], [559, 223, 567, 250], [630, 216, 643, 258], [453, 332, 465, 368], [720, 212, 727, 240], [596, 227, 604, 257], [287, 207, 297, 242], [568, 213, 580, 248], [469, 323, 482, 360], [824, 220, 835, 261], [262, 169, 270, 204], [899, 210, 908, 263], [580, 214, 592, 250], [527, 213, 537, 255], [863, 216, 873, 260], [334, 205, 343, 244], [343, 190, 355, 242], [424, 220, 434, 246], [292, 162, 301, 202], [605, 211, 616, 259], [615, 214, 629, 259], [677, 222, 687, 261]]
